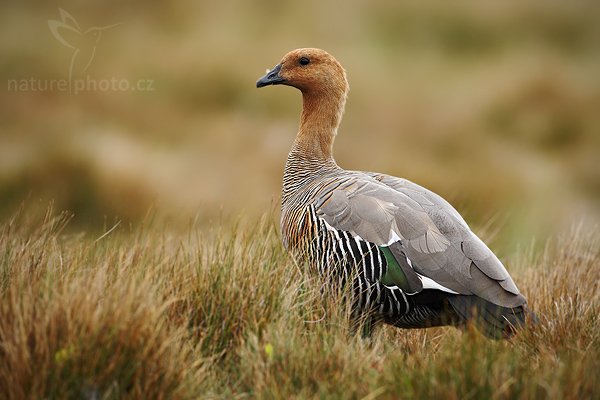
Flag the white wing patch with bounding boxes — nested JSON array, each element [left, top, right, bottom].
[[386, 230, 402, 246], [416, 273, 458, 294]]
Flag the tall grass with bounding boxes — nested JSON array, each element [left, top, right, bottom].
[[0, 208, 598, 399]]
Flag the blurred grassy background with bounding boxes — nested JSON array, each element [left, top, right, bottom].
[[1, 0, 599, 251]]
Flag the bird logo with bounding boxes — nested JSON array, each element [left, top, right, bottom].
[[48, 9, 120, 85]]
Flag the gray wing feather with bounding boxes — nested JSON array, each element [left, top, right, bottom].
[[316, 172, 525, 308]]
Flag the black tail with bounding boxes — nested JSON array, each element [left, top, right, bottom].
[[448, 295, 533, 339]]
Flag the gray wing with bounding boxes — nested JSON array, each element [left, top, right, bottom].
[[315, 172, 525, 308]]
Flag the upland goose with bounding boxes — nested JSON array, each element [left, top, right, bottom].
[[256, 48, 531, 338]]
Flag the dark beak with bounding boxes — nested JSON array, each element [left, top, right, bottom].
[[256, 63, 285, 88]]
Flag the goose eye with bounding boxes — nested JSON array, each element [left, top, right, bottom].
[[299, 57, 310, 66]]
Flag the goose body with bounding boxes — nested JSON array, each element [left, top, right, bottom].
[[257, 48, 529, 338]]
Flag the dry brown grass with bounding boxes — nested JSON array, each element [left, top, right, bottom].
[[0, 208, 598, 399]]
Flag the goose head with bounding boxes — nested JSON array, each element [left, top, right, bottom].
[[256, 48, 348, 96]]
